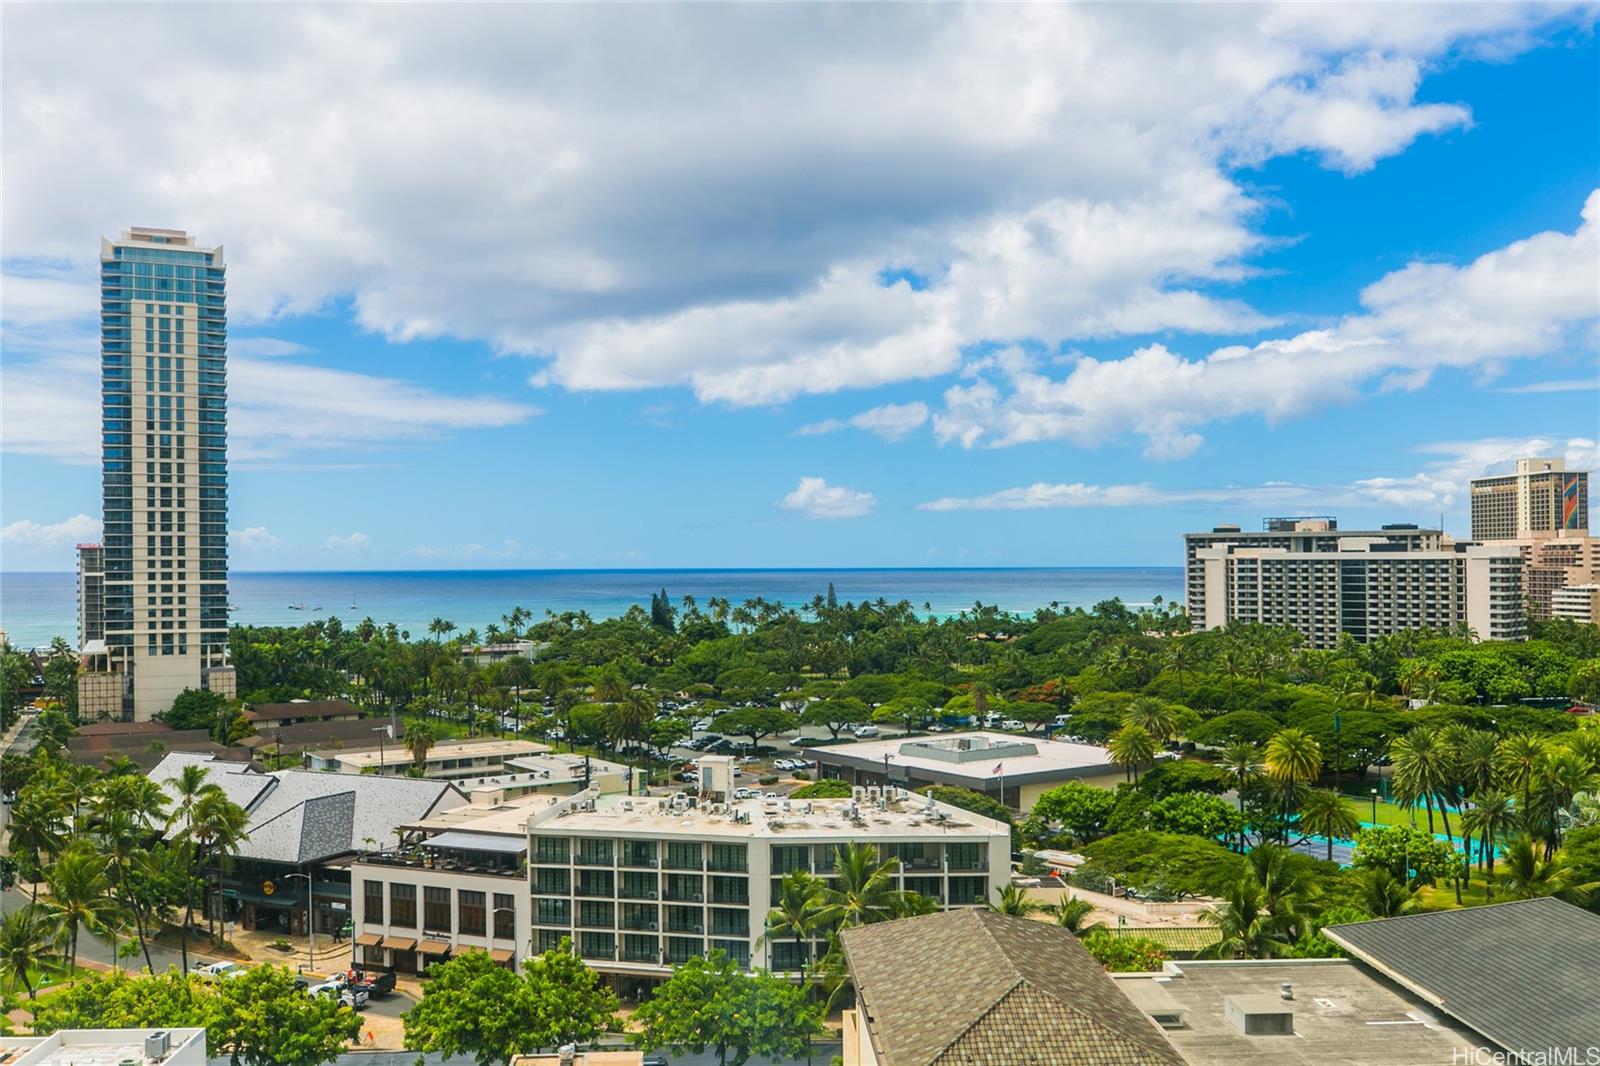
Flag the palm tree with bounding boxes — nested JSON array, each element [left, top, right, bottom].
[[1219, 741, 1264, 852], [1047, 897, 1102, 935], [0, 904, 59, 998], [1495, 733, 1548, 821], [1265, 729, 1322, 844], [989, 884, 1043, 917], [1361, 868, 1418, 918], [404, 718, 437, 769], [44, 841, 120, 975], [1297, 789, 1361, 861], [1495, 836, 1580, 900], [7, 794, 67, 903], [1458, 790, 1518, 897], [192, 789, 250, 942], [1107, 724, 1157, 783], [1536, 748, 1598, 849], [1198, 878, 1291, 960], [817, 844, 912, 929], [762, 871, 824, 983], [165, 764, 215, 974], [1124, 698, 1178, 745]]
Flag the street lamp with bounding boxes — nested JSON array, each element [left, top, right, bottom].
[[373, 725, 393, 772], [1370, 788, 1379, 826], [284, 871, 315, 971], [491, 906, 517, 968]]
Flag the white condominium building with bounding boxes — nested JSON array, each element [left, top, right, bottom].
[[1193, 537, 1525, 647], [526, 779, 1010, 982], [1551, 584, 1600, 626]]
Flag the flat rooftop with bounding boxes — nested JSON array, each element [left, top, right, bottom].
[[1116, 960, 1482, 1065], [812, 731, 1113, 780], [0, 1028, 207, 1066], [318, 738, 550, 768], [530, 788, 1007, 841], [404, 793, 560, 836]]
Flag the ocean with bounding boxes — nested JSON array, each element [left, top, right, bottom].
[[0, 567, 1183, 649]]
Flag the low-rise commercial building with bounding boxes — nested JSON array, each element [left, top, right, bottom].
[[307, 738, 551, 780], [352, 791, 551, 975], [1192, 535, 1525, 647], [244, 699, 362, 726], [527, 783, 1009, 991], [810, 732, 1119, 811]]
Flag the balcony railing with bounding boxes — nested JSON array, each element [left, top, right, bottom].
[[360, 850, 526, 879]]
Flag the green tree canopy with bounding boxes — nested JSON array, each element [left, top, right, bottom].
[[631, 950, 821, 1066]]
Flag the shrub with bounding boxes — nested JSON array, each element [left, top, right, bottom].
[[270, 938, 292, 952], [758, 775, 779, 786], [791, 770, 811, 780], [1082, 930, 1166, 972], [790, 779, 852, 799]]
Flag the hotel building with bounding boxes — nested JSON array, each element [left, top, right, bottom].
[[526, 768, 1009, 987], [1182, 518, 1443, 623], [1470, 457, 1589, 541], [80, 228, 232, 720], [1192, 536, 1525, 647], [1551, 584, 1600, 626], [75, 543, 106, 647]]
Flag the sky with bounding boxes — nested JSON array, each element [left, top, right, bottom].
[[1, 3, 1597, 572]]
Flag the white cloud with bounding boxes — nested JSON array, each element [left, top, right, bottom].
[[921, 435, 1600, 514], [230, 337, 312, 358], [1499, 377, 1598, 394], [229, 526, 283, 551], [798, 401, 930, 441], [933, 192, 1600, 457], [2, 4, 1583, 415], [0, 513, 101, 545], [324, 531, 371, 551], [776, 477, 877, 519]]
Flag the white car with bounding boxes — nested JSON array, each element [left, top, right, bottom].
[[308, 981, 368, 1008], [853, 725, 881, 738], [198, 961, 243, 979], [733, 787, 755, 800], [999, 719, 1025, 731]]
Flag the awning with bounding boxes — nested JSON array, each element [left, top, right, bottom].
[[424, 831, 526, 854], [489, 948, 514, 963], [382, 936, 417, 951], [355, 932, 383, 947], [417, 939, 451, 956]]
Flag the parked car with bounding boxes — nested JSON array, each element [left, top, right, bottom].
[[350, 970, 396, 997], [198, 961, 243, 979], [733, 787, 755, 800], [999, 719, 1025, 731], [308, 981, 368, 1009], [642, 1055, 672, 1066], [853, 725, 881, 738], [927, 723, 952, 733]]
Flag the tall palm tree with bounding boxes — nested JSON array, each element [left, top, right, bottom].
[[1107, 724, 1157, 783], [816, 844, 912, 929], [43, 841, 120, 975], [1536, 748, 1598, 849], [1389, 728, 1454, 841], [404, 718, 437, 769], [1124, 698, 1178, 746], [761, 871, 824, 983], [1219, 741, 1264, 852], [1458, 791, 1518, 899], [1495, 733, 1548, 821], [1198, 878, 1291, 960], [1264, 729, 1321, 843], [989, 884, 1043, 917], [7, 794, 67, 903], [192, 789, 250, 942], [1297, 789, 1361, 861], [0, 904, 59, 999]]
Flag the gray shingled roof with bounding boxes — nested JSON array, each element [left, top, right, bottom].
[[149, 752, 463, 864], [840, 909, 1185, 1066], [1325, 898, 1600, 1062]]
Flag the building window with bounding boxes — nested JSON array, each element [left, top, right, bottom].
[[945, 843, 985, 871], [575, 838, 614, 866], [493, 894, 515, 939], [424, 886, 451, 932], [458, 890, 486, 937], [533, 837, 570, 864], [710, 938, 750, 968], [578, 901, 615, 929], [390, 884, 416, 928], [709, 876, 748, 905], [770, 845, 809, 875], [665, 906, 703, 934], [708, 843, 747, 872], [665, 936, 701, 965], [536, 929, 567, 953], [576, 869, 615, 898], [623, 934, 659, 962], [665, 841, 702, 870], [622, 840, 657, 867], [363, 880, 383, 924], [534, 868, 570, 895], [709, 907, 748, 937], [578, 932, 614, 961], [535, 898, 571, 926], [948, 876, 987, 906]]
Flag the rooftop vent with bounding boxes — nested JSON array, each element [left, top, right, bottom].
[[1224, 995, 1294, 1036], [145, 1031, 171, 1061]]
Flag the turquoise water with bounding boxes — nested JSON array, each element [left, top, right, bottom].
[[0, 566, 1182, 649]]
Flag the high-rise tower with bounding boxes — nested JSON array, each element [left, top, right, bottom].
[[80, 228, 234, 720], [1470, 457, 1589, 540]]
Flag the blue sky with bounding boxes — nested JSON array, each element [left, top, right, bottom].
[[1, 5, 1596, 571]]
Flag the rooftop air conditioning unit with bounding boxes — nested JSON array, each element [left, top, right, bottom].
[[144, 1031, 171, 1061]]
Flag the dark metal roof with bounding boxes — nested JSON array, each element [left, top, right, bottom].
[[841, 909, 1185, 1066], [1324, 898, 1600, 1063]]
